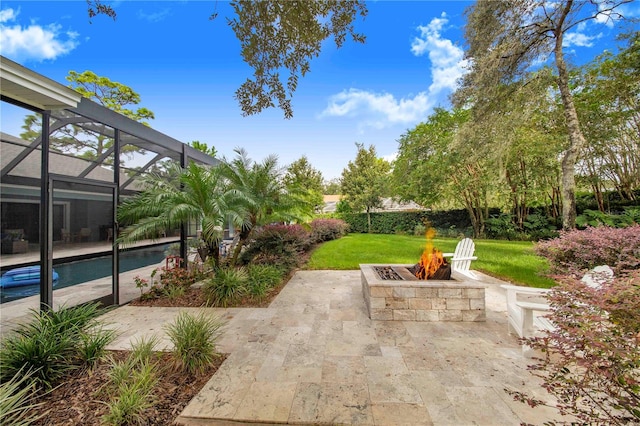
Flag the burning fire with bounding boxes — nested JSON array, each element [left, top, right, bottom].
[[414, 228, 447, 280]]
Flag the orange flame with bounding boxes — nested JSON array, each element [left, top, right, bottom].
[[415, 228, 446, 280]]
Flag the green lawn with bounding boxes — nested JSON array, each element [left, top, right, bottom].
[[305, 233, 555, 288]]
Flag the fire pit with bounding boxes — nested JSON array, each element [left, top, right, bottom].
[[360, 264, 486, 322]]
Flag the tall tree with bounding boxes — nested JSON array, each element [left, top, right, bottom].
[[86, 0, 367, 119], [284, 156, 325, 215], [575, 32, 640, 205], [341, 144, 391, 233], [20, 70, 154, 163], [458, 0, 633, 229], [189, 140, 218, 158], [394, 108, 495, 237], [458, 69, 565, 230], [67, 70, 155, 124]]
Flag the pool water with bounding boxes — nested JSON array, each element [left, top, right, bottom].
[[0, 245, 168, 304]]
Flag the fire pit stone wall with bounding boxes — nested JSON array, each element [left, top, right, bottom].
[[361, 264, 486, 322]]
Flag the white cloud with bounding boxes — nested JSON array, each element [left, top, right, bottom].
[[563, 30, 602, 47], [320, 13, 466, 130], [412, 12, 469, 94], [382, 152, 398, 164], [137, 8, 171, 23], [320, 89, 434, 130], [0, 7, 79, 62], [0, 8, 17, 23]]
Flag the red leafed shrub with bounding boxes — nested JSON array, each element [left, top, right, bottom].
[[535, 225, 640, 276], [240, 224, 311, 268], [508, 270, 640, 424], [310, 218, 349, 242]]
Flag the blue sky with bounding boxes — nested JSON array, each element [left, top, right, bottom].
[[1, 1, 637, 180]]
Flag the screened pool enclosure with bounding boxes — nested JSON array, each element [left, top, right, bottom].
[[0, 56, 218, 311]]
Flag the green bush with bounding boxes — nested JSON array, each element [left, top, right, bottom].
[[77, 327, 117, 371], [162, 284, 186, 300], [203, 267, 248, 307], [413, 223, 426, 236], [246, 264, 285, 299], [484, 213, 518, 240], [0, 303, 107, 390], [102, 360, 157, 426], [339, 210, 472, 235], [576, 207, 640, 228], [164, 312, 223, 374]]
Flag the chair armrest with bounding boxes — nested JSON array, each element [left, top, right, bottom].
[[443, 252, 454, 257], [500, 284, 550, 295], [515, 301, 550, 312]]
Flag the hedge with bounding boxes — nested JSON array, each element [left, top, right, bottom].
[[339, 210, 472, 235]]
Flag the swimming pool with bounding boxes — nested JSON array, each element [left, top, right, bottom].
[[0, 245, 168, 304]]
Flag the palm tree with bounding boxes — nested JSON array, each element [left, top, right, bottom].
[[221, 148, 308, 265], [117, 162, 246, 267]]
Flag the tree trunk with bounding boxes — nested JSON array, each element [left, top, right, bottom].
[[554, 3, 587, 230], [366, 207, 372, 233]]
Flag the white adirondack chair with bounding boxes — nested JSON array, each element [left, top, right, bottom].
[[501, 265, 613, 357], [443, 238, 478, 279]]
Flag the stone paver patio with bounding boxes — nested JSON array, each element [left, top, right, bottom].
[[101, 270, 562, 425]]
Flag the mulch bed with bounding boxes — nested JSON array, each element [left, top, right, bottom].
[[129, 266, 297, 309], [26, 263, 304, 424], [30, 351, 227, 426]]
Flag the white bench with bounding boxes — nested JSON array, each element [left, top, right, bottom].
[[501, 284, 553, 356]]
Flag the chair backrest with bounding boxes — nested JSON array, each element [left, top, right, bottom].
[[80, 228, 91, 237], [452, 238, 475, 271]]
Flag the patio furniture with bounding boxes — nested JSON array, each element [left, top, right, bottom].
[[61, 228, 71, 243], [77, 227, 92, 242], [443, 238, 478, 279], [501, 284, 552, 357], [1, 229, 28, 254]]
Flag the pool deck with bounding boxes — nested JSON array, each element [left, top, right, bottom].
[[0, 236, 178, 269], [98, 270, 564, 425]]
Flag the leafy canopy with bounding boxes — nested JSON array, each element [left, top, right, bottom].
[[86, 0, 367, 119]]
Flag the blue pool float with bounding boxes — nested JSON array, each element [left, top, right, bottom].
[[0, 266, 59, 289]]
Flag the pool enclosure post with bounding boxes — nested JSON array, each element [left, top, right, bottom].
[[179, 144, 188, 265], [40, 111, 54, 310], [113, 129, 121, 305]]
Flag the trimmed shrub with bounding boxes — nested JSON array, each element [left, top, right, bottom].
[[339, 210, 473, 235], [535, 225, 640, 276], [310, 218, 349, 242], [240, 224, 311, 268], [509, 270, 640, 424]]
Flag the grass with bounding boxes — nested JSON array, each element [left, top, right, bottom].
[[306, 233, 556, 288]]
